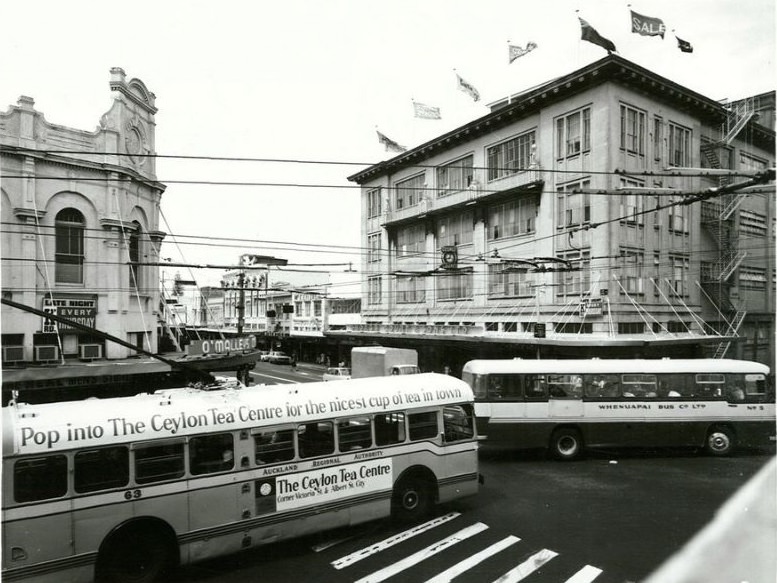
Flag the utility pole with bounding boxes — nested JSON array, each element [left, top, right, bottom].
[[237, 269, 245, 335]]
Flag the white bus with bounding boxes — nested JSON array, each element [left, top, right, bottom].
[[461, 358, 774, 460], [2, 373, 479, 583]]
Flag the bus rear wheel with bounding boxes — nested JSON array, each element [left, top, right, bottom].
[[96, 525, 174, 583], [550, 428, 583, 461], [392, 476, 433, 523], [705, 426, 735, 456]]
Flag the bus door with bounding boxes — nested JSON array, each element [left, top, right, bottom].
[[483, 374, 527, 442], [547, 375, 584, 418]]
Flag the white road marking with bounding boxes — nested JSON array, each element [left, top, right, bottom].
[[425, 535, 521, 583], [354, 522, 489, 583], [331, 512, 461, 569], [564, 564, 603, 582], [492, 548, 559, 583], [249, 371, 297, 383]]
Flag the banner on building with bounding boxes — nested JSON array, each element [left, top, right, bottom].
[[42, 294, 98, 333]]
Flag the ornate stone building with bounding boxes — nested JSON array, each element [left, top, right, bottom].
[[1, 68, 166, 364]]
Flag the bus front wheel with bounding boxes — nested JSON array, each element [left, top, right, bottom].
[[705, 426, 735, 456], [392, 476, 433, 522], [96, 524, 175, 583], [550, 428, 583, 461]]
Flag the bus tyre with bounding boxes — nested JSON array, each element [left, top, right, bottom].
[[392, 476, 433, 523], [550, 428, 583, 461], [705, 426, 735, 456], [96, 525, 174, 583]]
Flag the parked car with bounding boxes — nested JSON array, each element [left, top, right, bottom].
[[266, 351, 293, 365], [322, 367, 351, 381]]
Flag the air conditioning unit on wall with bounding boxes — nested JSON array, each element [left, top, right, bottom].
[[2, 346, 24, 363], [79, 344, 103, 360], [35, 345, 59, 362]]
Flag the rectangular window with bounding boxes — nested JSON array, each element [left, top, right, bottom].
[[557, 250, 590, 296], [298, 421, 335, 458], [437, 211, 473, 247], [740, 267, 767, 290], [620, 104, 646, 155], [739, 152, 768, 171], [408, 411, 439, 441], [620, 249, 645, 295], [14, 455, 68, 502], [397, 275, 426, 303], [367, 233, 381, 263], [488, 196, 537, 239], [487, 131, 536, 181], [338, 416, 373, 452], [740, 210, 768, 236], [443, 405, 475, 442], [437, 155, 474, 196], [190, 433, 234, 475], [653, 116, 663, 161], [556, 180, 591, 228], [437, 270, 473, 300], [375, 412, 406, 446], [669, 254, 689, 296], [668, 122, 692, 167], [74, 446, 129, 493], [488, 264, 531, 298], [618, 322, 645, 334], [367, 187, 382, 218], [397, 224, 426, 257], [368, 276, 382, 305], [620, 178, 645, 226], [556, 108, 590, 159], [135, 441, 185, 484], [254, 428, 296, 464], [622, 374, 658, 397], [669, 196, 688, 233], [395, 173, 425, 209]]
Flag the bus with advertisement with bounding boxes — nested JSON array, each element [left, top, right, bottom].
[[461, 358, 774, 460], [2, 373, 479, 583]]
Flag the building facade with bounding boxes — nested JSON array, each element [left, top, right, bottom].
[[347, 55, 775, 371], [1, 68, 166, 364]]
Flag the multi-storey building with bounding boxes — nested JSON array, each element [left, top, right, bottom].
[[1, 68, 166, 364], [346, 54, 775, 372]]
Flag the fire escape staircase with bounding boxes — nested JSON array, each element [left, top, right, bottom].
[[697, 98, 757, 357]]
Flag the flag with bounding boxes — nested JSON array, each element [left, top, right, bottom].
[[412, 101, 442, 120], [456, 73, 480, 102], [675, 35, 693, 53], [578, 17, 617, 53], [376, 130, 406, 153], [630, 10, 666, 38], [508, 41, 538, 63]]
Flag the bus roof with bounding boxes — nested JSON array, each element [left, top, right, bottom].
[[461, 358, 771, 376], [3, 373, 472, 457]]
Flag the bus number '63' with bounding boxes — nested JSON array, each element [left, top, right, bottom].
[[124, 489, 142, 500]]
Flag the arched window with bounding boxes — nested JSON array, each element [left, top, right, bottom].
[[55, 208, 85, 283], [128, 222, 142, 290]]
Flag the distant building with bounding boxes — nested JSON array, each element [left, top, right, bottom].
[[347, 54, 775, 370], [1, 68, 166, 365]]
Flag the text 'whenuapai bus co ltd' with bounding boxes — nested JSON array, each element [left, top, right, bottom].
[[2, 373, 480, 583], [461, 358, 774, 460]]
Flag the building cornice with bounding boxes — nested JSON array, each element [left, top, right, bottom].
[[348, 54, 774, 184], [13, 208, 46, 222]]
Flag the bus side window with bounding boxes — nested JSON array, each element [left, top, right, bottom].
[[298, 422, 334, 458], [74, 446, 129, 493], [254, 429, 295, 464], [190, 433, 235, 475], [338, 416, 373, 451], [525, 375, 548, 401], [13, 455, 68, 503], [408, 411, 439, 441], [443, 405, 475, 442], [135, 442, 185, 484], [375, 412, 406, 446]]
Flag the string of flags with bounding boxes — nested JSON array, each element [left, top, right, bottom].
[[377, 7, 695, 152]]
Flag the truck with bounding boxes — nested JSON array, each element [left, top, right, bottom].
[[350, 346, 420, 379]]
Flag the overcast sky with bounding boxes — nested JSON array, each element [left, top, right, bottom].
[[2, 0, 774, 288]]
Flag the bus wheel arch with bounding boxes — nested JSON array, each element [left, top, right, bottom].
[[549, 426, 584, 461], [392, 466, 438, 522], [95, 517, 179, 583], [705, 424, 736, 456]]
